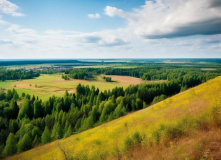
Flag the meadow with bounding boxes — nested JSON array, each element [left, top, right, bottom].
[[5, 76, 221, 160], [0, 74, 148, 101]]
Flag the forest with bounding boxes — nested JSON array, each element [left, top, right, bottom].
[[0, 64, 221, 158], [64, 65, 220, 81], [0, 68, 40, 81]]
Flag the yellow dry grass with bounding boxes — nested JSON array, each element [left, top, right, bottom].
[[5, 76, 221, 160]]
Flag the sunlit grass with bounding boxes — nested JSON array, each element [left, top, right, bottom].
[[0, 74, 144, 101]]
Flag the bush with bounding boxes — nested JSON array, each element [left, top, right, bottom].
[[105, 77, 112, 82], [124, 136, 133, 151], [124, 132, 143, 151], [132, 132, 142, 145]]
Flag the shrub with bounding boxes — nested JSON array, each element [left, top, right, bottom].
[[132, 132, 142, 145], [124, 136, 133, 151], [105, 77, 112, 82], [124, 132, 143, 152]]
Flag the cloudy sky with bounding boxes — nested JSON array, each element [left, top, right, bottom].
[[0, 0, 221, 59]]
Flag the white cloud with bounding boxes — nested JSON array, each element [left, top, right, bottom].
[[79, 28, 131, 46], [88, 13, 101, 19], [105, 0, 221, 39], [104, 6, 125, 17], [0, 0, 220, 58], [0, 0, 24, 17]]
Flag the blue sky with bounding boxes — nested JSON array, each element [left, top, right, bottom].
[[8, 0, 144, 32], [0, 0, 221, 59]]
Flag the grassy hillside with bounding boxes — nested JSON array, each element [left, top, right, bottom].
[[5, 76, 221, 160]]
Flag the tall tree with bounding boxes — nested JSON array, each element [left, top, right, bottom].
[[3, 133, 17, 156], [41, 126, 51, 144]]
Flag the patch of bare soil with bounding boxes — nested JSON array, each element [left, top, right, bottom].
[[202, 142, 221, 160], [100, 74, 143, 85]]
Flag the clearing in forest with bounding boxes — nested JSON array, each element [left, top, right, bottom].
[[0, 74, 162, 101]]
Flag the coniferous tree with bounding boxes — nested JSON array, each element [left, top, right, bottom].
[[3, 133, 17, 156], [34, 100, 42, 118], [51, 122, 62, 140], [17, 133, 32, 152], [64, 125, 72, 138], [41, 126, 51, 144]]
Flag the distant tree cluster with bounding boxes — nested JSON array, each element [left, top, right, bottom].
[[62, 74, 69, 80], [0, 68, 40, 81], [102, 76, 112, 82], [65, 69, 93, 80]]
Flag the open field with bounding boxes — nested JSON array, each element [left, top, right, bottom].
[[200, 68, 217, 71], [100, 74, 166, 85], [6, 76, 221, 160], [0, 74, 150, 101]]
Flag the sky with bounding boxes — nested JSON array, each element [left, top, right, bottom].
[[0, 0, 221, 59]]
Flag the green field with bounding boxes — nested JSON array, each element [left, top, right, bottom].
[[0, 74, 147, 101]]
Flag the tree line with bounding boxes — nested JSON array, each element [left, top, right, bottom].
[[0, 68, 40, 81], [64, 66, 221, 81]]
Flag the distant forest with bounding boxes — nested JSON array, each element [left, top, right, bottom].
[[64, 64, 221, 81], [1, 65, 221, 157], [0, 69, 40, 81]]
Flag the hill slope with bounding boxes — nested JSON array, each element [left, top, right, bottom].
[[6, 76, 221, 160]]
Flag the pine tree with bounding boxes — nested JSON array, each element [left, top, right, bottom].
[[41, 126, 51, 144], [32, 135, 39, 147], [64, 125, 72, 138], [17, 133, 32, 152], [3, 133, 17, 156], [51, 122, 62, 140], [34, 100, 42, 118]]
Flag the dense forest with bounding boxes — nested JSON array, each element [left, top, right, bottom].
[[0, 68, 40, 81], [64, 65, 221, 81], [0, 67, 220, 158]]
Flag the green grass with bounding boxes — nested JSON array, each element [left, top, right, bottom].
[[0, 81, 15, 89], [0, 74, 143, 101]]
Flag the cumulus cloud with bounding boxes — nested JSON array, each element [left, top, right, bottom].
[[88, 13, 101, 19], [105, 0, 221, 39], [0, 0, 220, 58], [0, 0, 24, 17], [104, 6, 125, 17], [80, 29, 131, 47]]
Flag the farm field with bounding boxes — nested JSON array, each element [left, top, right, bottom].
[[5, 76, 221, 160], [0, 74, 152, 101]]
